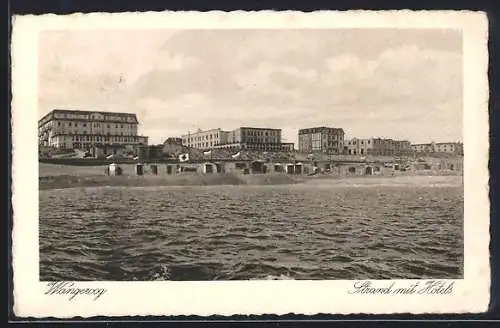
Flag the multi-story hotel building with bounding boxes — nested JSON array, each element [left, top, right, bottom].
[[38, 109, 148, 154], [181, 128, 229, 149], [226, 127, 282, 151], [346, 138, 411, 156], [298, 127, 345, 154], [394, 140, 412, 155], [411, 142, 463, 155], [181, 127, 283, 152]]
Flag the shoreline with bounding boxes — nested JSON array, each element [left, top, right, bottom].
[[39, 162, 462, 190], [39, 172, 463, 190], [39, 173, 302, 190]]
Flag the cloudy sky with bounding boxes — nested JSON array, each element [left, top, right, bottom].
[[38, 29, 462, 145]]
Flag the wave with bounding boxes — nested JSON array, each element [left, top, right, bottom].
[[39, 183, 464, 281]]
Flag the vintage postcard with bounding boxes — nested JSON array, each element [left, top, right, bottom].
[[11, 10, 489, 317]]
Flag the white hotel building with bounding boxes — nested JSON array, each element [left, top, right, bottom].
[[181, 127, 284, 152], [38, 109, 149, 154]]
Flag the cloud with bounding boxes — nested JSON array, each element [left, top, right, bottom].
[[325, 54, 377, 81], [232, 62, 317, 99], [374, 45, 462, 100], [38, 30, 463, 144]]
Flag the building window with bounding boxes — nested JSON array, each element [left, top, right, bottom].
[[83, 123, 87, 127]]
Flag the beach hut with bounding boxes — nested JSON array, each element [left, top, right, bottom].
[[135, 163, 144, 176], [250, 160, 266, 174], [225, 162, 247, 173], [274, 163, 284, 173], [215, 162, 224, 173], [109, 163, 116, 176], [201, 162, 217, 174], [348, 166, 357, 175], [294, 162, 303, 175], [108, 163, 122, 176], [365, 166, 373, 175], [150, 164, 158, 175]]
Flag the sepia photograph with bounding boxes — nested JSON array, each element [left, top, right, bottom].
[[11, 11, 489, 317], [37, 27, 465, 282]]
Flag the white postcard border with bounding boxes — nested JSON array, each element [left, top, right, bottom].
[[11, 10, 490, 317]]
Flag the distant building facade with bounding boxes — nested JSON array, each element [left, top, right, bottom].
[[164, 137, 183, 145], [182, 127, 282, 152], [394, 140, 412, 155], [298, 127, 345, 154], [38, 109, 148, 154], [346, 138, 411, 156], [162, 137, 185, 157], [411, 142, 463, 155], [181, 128, 229, 149], [281, 142, 295, 152], [228, 127, 282, 151], [345, 138, 373, 155]]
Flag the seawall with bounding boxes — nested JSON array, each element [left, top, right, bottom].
[[39, 173, 300, 190]]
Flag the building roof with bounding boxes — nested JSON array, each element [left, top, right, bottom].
[[181, 128, 227, 136], [298, 127, 345, 134], [163, 137, 183, 145], [411, 142, 463, 146], [238, 126, 282, 131], [39, 109, 139, 124]]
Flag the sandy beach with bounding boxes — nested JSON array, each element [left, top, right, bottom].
[[39, 163, 463, 190]]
